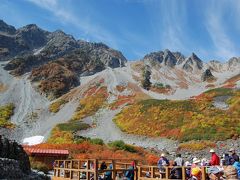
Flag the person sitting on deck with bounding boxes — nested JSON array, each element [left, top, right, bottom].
[[209, 149, 220, 166], [100, 161, 107, 171], [157, 153, 169, 172], [229, 148, 240, 165], [125, 161, 135, 180], [172, 154, 184, 179], [191, 167, 202, 180], [104, 164, 113, 180], [233, 160, 240, 178]]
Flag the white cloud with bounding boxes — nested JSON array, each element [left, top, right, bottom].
[[205, 1, 238, 60], [26, 0, 119, 48]]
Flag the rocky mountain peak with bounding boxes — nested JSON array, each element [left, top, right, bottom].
[[163, 49, 177, 67], [183, 52, 203, 72], [0, 19, 16, 34], [201, 68, 216, 82]]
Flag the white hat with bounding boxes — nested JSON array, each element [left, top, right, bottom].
[[161, 153, 165, 157], [210, 149, 215, 153], [229, 148, 235, 152], [193, 157, 200, 164]]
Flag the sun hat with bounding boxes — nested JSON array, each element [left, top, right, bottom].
[[191, 167, 201, 176], [229, 148, 235, 152], [210, 149, 215, 153], [161, 153, 165, 157], [193, 157, 201, 164]]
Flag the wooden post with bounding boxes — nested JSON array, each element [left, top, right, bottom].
[[137, 166, 141, 179], [151, 166, 154, 178], [165, 167, 169, 179], [201, 166, 206, 180], [70, 160, 73, 179], [87, 160, 90, 180], [94, 159, 98, 180], [182, 167, 186, 180], [112, 160, 116, 179]]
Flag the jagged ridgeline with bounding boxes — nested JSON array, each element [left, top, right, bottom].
[[0, 19, 127, 98]]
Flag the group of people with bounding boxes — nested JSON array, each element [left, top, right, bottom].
[[98, 161, 135, 180], [157, 148, 240, 179]]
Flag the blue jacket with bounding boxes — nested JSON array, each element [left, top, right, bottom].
[[233, 161, 240, 178]]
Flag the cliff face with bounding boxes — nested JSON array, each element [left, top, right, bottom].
[[0, 136, 31, 179]]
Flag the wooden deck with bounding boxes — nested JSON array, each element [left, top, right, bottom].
[[52, 159, 208, 180]]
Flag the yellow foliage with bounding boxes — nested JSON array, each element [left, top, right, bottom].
[[0, 103, 15, 128], [114, 89, 240, 141], [178, 140, 216, 151], [49, 99, 68, 113], [72, 87, 108, 121]]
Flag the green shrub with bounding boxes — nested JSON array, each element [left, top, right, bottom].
[[108, 140, 136, 153], [89, 138, 104, 145], [31, 161, 49, 174], [57, 121, 90, 132]]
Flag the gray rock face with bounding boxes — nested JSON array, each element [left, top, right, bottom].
[[0, 20, 16, 34], [228, 57, 240, 69], [0, 20, 127, 77], [78, 41, 127, 68], [0, 136, 31, 174], [182, 53, 203, 72], [201, 68, 215, 82], [143, 49, 178, 67]]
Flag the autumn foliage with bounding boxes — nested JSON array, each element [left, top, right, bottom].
[[72, 86, 108, 121], [114, 88, 240, 141], [0, 103, 15, 128], [32, 141, 159, 165]]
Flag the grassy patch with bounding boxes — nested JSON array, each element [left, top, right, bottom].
[[0, 103, 15, 128], [57, 121, 90, 132], [48, 122, 90, 144], [178, 140, 216, 151], [108, 140, 137, 153], [49, 99, 68, 113]]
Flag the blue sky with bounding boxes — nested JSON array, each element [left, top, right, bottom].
[[0, 0, 240, 61]]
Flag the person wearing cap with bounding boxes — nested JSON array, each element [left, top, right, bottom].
[[157, 153, 169, 177], [157, 153, 169, 169], [229, 148, 240, 165], [192, 158, 200, 168], [209, 149, 220, 166]]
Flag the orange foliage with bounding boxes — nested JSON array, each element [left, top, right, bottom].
[[32, 142, 158, 165]]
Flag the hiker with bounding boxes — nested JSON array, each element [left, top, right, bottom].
[[207, 166, 224, 180], [100, 161, 107, 170], [201, 158, 209, 166], [125, 161, 135, 180], [229, 148, 240, 165], [157, 153, 170, 172], [191, 158, 200, 168], [172, 154, 184, 179], [233, 160, 240, 178], [104, 164, 113, 180], [224, 165, 238, 180], [191, 167, 201, 180], [209, 149, 220, 166]]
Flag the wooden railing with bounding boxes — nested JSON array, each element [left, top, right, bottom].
[[138, 165, 207, 180], [53, 159, 212, 180], [53, 159, 138, 180]]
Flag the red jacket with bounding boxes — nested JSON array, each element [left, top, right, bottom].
[[210, 153, 220, 165]]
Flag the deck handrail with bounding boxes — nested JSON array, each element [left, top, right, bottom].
[[52, 159, 224, 180]]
